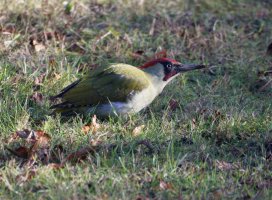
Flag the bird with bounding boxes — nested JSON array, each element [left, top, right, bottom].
[[50, 58, 205, 117]]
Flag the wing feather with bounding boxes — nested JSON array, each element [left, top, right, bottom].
[[51, 64, 151, 109]]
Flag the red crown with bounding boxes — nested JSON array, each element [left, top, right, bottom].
[[139, 58, 179, 69]]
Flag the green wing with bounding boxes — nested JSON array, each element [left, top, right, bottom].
[[52, 64, 151, 108]]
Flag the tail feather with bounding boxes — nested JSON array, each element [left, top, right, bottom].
[[51, 79, 81, 100], [50, 106, 91, 117], [50, 101, 71, 109], [50, 79, 83, 116]]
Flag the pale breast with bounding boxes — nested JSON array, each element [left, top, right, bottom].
[[87, 85, 158, 117], [127, 84, 158, 113]]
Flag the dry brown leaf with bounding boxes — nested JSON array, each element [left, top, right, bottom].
[[1, 24, 16, 34], [132, 125, 145, 137], [8, 129, 31, 143], [153, 50, 167, 59], [47, 163, 64, 170], [7, 130, 51, 164], [82, 115, 100, 134], [159, 180, 173, 190], [44, 31, 64, 41], [26, 130, 37, 143], [16, 169, 37, 183], [130, 50, 146, 60], [89, 138, 103, 147], [6, 146, 29, 159], [63, 147, 95, 163], [24, 130, 48, 144], [34, 73, 46, 86], [31, 92, 44, 105], [28, 131, 51, 164], [36, 131, 51, 144], [53, 72, 62, 80], [31, 132, 51, 152], [30, 39, 46, 52], [82, 125, 91, 134], [35, 43, 46, 52], [215, 160, 239, 171]]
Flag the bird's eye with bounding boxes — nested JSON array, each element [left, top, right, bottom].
[[166, 64, 172, 69]]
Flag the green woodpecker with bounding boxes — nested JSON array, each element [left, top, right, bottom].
[[51, 58, 204, 117]]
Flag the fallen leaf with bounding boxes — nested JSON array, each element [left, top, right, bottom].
[[53, 72, 62, 80], [132, 125, 145, 137], [34, 43, 46, 52], [30, 39, 46, 52], [30, 131, 51, 151], [213, 110, 223, 121], [130, 50, 146, 60], [6, 146, 29, 159], [215, 160, 239, 171], [16, 169, 37, 183], [82, 115, 100, 134], [8, 129, 31, 143], [7, 130, 51, 164], [89, 138, 103, 147], [24, 130, 47, 144], [29, 31, 63, 47], [30, 131, 51, 164], [47, 163, 64, 170], [35, 74, 45, 86], [153, 49, 167, 59], [63, 147, 95, 163], [45, 31, 64, 41], [26, 130, 37, 143], [31, 92, 44, 105], [1, 24, 16, 34], [159, 180, 173, 190], [82, 125, 91, 134]]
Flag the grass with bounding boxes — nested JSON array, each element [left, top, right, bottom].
[[0, 0, 272, 199]]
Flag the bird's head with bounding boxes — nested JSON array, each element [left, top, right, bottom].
[[139, 58, 205, 82]]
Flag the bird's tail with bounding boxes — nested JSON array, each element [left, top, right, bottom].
[[50, 103, 90, 117]]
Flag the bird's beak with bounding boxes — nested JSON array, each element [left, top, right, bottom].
[[174, 63, 205, 73]]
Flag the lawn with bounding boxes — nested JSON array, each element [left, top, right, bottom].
[[0, 0, 271, 199]]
